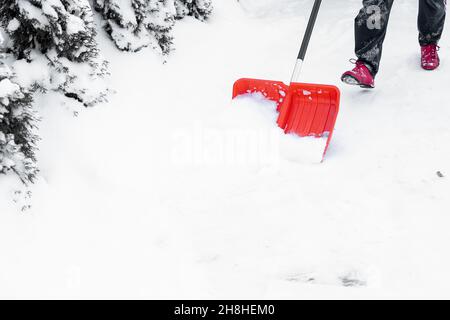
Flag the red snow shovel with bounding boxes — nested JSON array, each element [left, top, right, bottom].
[[232, 0, 340, 159]]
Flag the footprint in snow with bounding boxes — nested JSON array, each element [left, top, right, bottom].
[[12, 189, 33, 212], [339, 271, 367, 287], [285, 269, 367, 288], [285, 272, 316, 284]]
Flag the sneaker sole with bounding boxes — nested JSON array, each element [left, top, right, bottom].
[[422, 64, 440, 71], [341, 75, 375, 89]]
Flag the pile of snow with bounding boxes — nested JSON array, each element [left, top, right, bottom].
[[229, 93, 327, 164], [280, 134, 327, 163]]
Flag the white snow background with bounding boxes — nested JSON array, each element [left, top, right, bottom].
[[1, 0, 450, 299]]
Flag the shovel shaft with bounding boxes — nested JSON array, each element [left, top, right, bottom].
[[290, 0, 322, 83], [298, 0, 322, 61]]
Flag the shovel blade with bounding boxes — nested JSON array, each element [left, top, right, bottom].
[[232, 78, 340, 158], [233, 78, 289, 106]]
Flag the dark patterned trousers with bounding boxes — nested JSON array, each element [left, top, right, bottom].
[[355, 0, 446, 75]]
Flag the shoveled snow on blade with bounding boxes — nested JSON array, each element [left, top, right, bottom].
[[231, 93, 327, 164], [279, 133, 327, 164]]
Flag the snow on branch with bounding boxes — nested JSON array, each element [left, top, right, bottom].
[[0, 0, 109, 107], [175, 0, 213, 21], [0, 36, 38, 184], [94, 0, 176, 54], [95, 0, 213, 53]]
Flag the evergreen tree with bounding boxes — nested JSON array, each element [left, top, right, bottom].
[[0, 41, 38, 184], [94, 0, 176, 54], [175, 0, 213, 21], [0, 0, 108, 107]]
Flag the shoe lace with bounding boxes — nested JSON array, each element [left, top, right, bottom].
[[424, 45, 440, 59], [349, 58, 367, 71]]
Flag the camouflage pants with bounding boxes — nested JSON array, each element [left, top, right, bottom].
[[355, 0, 447, 75]]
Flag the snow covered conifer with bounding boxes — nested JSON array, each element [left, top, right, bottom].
[[94, 0, 176, 54], [175, 0, 213, 21], [0, 45, 38, 184], [0, 0, 108, 107]]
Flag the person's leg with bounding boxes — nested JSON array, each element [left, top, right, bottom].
[[355, 0, 395, 75], [418, 0, 446, 46]]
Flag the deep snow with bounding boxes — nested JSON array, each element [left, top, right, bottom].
[[1, 0, 450, 299]]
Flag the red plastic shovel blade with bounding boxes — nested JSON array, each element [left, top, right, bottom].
[[232, 78, 289, 107], [232, 78, 340, 158]]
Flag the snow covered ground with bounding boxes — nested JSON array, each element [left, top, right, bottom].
[[1, 0, 450, 299]]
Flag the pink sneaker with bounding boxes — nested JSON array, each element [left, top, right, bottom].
[[421, 44, 440, 71], [341, 60, 375, 89]]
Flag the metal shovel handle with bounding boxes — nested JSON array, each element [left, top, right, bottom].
[[290, 0, 322, 83]]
